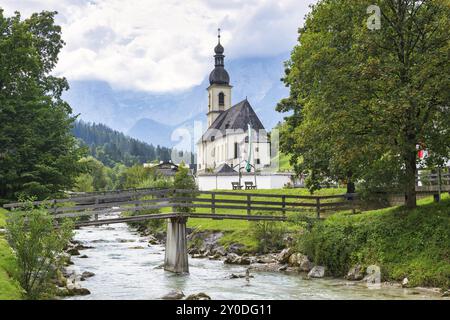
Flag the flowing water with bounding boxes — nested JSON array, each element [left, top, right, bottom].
[[65, 215, 445, 300]]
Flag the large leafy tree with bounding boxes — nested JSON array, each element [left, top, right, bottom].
[[0, 10, 85, 200], [278, 0, 450, 208]]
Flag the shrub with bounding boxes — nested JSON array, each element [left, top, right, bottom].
[[6, 200, 74, 299], [250, 212, 286, 254], [173, 164, 197, 213]]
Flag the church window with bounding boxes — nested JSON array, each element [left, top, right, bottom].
[[218, 92, 225, 107], [211, 136, 215, 142], [256, 159, 261, 165], [234, 142, 238, 159]]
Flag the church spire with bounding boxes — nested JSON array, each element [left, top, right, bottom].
[[214, 28, 225, 67], [209, 28, 229, 85]]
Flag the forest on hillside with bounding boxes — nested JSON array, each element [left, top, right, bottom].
[[72, 121, 172, 167]]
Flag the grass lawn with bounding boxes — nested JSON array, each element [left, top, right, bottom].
[[299, 194, 450, 289], [183, 187, 347, 252], [0, 208, 23, 300]]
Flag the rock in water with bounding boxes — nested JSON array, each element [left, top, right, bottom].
[[161, 290, 185, 300], [185, 292, 211, 300], [277, 248, 293, 264], [346, 265, 364, 281], [81, 271, 95, 281], [308, 266, 326, 278]]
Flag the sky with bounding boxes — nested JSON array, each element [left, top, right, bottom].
[[1, 0, 317, 93]]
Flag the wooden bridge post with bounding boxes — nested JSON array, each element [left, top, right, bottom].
[[211, 193, 215, 214], [281, 195, 286, 216], [164, 216, 189, 274], [247, 195, 251, 216]]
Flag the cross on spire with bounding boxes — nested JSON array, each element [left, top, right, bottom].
[[218, 28, 221, 43]]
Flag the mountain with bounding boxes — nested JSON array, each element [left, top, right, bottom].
[[63, 53, 290, 147]]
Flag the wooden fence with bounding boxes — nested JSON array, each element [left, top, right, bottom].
[[3, 189, 359, 225]]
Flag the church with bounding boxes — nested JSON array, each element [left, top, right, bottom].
[[196, 32, 271, 175]]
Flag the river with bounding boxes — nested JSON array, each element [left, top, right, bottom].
[[65, 216, 444, 300]]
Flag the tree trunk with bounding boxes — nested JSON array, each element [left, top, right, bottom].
[[404, 150, 417, 209]]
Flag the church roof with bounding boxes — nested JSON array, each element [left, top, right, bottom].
[[214, 163, 237, 174], [200, 99, 266, 142], [209, 66, 230, 85]]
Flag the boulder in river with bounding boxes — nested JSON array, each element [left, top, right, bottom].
[[185, 292, 211, 300], [308, 266, 326, 278], [345, 265, 364, 281], [161, 290, 185, 300]]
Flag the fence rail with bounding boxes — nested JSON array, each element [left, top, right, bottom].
[[3, 188, 359, 223]]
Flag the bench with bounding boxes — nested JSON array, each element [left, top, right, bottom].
[[231, 182, 243, 190], [244, 181, 257, 190]]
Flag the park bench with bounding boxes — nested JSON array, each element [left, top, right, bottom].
[[231, 182, 243, 190], [245, 181, 257, 190]]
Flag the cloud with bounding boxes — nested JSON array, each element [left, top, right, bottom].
[[1, 0, 316, 92]]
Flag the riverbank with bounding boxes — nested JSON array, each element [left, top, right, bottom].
[[0, 208, 23, 300], [298, 195, 450, 290], [146, 192, 450, 291]]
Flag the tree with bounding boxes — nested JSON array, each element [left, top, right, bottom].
[[0, 10, 85, 200], [278, 0, 450, 208]]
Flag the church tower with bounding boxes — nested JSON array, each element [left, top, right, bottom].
[[207, 29, 232, 127]]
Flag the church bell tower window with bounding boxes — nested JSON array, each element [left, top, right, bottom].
[[219, 92, 225, 107]]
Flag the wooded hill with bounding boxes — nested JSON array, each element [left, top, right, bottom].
[[72, 121, 172, 167]]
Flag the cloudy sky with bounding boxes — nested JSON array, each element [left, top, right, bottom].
[[1, 0, 317, 92]]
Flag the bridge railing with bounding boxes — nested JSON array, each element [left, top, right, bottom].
[[3, 188, 359, 223]]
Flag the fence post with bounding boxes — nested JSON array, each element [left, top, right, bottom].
[[247, 195, 251, 216], [316, 197, 320, 219], [52, 199, 57, 215], [281, 195, 286, 217], [211, 193, 216, 215], [94, 197, 99, 221]]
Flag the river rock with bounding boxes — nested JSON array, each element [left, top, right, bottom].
[[277, 248, 293, 263], [212, 246, 226, 256], [161, 290, 185, 300], [67, 248, 80, 256], [81, 271, 95, 281], [441, 290, 450, 297], [288, 253, 313, 271], [307, 266, 326, 278], [129, 246, 145, 249], [224, 253, 250, 265], [185, 292, 211, 300], [79, 254, 89, 258], [346, 265, 364, 281], [230, 273, 254, 279], [148, 235, 159, 245], [278, 265, 288, 271]]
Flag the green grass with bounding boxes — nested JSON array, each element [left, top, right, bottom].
[[183, 188, 346, 252], [0, 208, 23, 300], [299, 194, 450, 289]]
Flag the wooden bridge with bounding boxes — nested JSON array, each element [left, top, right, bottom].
[[3, 188, 357, 274]]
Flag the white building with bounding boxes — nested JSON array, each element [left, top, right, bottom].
[[196, 32, 271, 174]]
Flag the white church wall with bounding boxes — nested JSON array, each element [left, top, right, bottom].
[[196, 173, 293, 191]]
